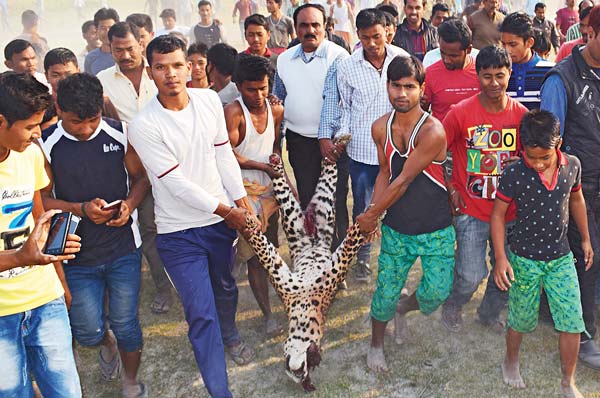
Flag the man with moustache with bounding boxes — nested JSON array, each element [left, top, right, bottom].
[[273, 3, 348, 210], [356, 55, 455, 372], [335, 8, 409, 284], [392, 0, 439, 61]]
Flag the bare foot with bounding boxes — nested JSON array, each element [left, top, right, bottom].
[[560, 381, 583, 398], [367, 346, 388, 372], [393, 312, 407, 345], [265, 317, 283, 336], [502, 359, 526, 388]]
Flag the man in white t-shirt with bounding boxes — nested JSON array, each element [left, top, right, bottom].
[[128, 36, 259, 398]]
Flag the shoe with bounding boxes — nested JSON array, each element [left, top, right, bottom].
[[579, 340, 600, 370], [354, 261, 371, 283], [441, 304, 462, 333], [476, 317, 505, 335]]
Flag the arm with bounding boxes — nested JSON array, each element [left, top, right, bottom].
[[491, 198, 514, 290], [318, 56, 345, 161], [540, 74, 567, 137], [337, 59, 352, 139], [421, 74, 432, 111], [106, 144, 151, 227], [232, 2, 238, 18], [272, 70, 287, 103], [0, 209, 81, 273], [347, 2, 356, 31], [40, 157, 116, 225], [550, 21, 560, 52], [288, 19, 296, 40], [570, 189, 594, 270]]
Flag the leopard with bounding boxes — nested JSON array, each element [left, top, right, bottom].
[[243, 135, 366, 392]]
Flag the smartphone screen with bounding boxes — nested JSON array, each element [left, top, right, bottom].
[[44, 212, 71, 255]]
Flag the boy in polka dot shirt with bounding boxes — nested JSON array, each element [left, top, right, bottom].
[[490, 109, 593, 398]]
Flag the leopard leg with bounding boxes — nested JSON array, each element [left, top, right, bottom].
[[331, 223, 364, 287], [244, 216, 295, 296], [268, 153, 309, 260]]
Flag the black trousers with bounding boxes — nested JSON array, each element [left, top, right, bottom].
[[286, 129, 322, 210]]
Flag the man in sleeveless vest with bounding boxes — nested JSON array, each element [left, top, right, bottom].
[[356, 55, 456, 373], [540, 4, 600, 370], [224, 54, 286, 337]]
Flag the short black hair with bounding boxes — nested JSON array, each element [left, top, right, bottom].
[[438, 17, 472, 49], [383, 11, 396, 27], [377, 4, 398, 17], [57, 73, 103, 120], [0, 71, 51, 126], [21, 10, 38, 29], [475, 45, 511, 73], [146, 35, 187, 67], [500, 12, 534, 42], [93, 7, 120, 27], [159, 8, 176, 19], [108, 21, 141, 43], [42, 102, 57, 126], [44, 48, 78, 72], [387, 55, 425, 85], [356, 8, 386, 31], [126, 13, 154, 33], [293, 3, 326, 27], [520, 109, 561, 149], [4, 39, 33, 61], [581, 5, 593, 21], [197, 0, 213, 8], [432, 2, 450, 16], [533, 30, 550, 55], [272, 0, 283, 5], [244, 13, 270, 32], [81, 20, 95, 34], [206, 43, 238, 76], [188, 42, 208, 57], [534, 2, 546, 10], [233, 53, 272, 84]]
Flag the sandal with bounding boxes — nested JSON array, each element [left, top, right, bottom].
[[150, 289, 172, 314], [123, 382, 148, 398], [99, 349, 122, 381], [226, 341, 254, 366]]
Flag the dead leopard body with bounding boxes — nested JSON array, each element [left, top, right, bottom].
[[244, 135, 365, 391]]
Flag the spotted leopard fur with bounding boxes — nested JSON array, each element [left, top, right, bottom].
[[244, 135, 364, 391]]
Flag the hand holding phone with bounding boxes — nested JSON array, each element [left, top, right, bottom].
[[102, 200, 122, 212], [85, 198, 118, 225]]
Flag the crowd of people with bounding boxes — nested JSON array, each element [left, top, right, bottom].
[[1, 0, 600, 397]]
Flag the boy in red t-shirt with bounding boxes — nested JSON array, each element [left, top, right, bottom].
[[441, 45, 528, 334]]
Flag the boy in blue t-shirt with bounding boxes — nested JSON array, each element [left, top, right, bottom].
[[491, 109, 592, 398]]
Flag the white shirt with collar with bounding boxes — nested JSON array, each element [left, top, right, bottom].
[[337, 43, 409, 165], [275, 40, 348, 138], [97, 59, 158, 123]]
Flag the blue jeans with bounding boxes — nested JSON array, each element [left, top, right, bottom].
[[0, 296, 81, 398], [444, 214, 511, 323], [349, 159, 379, 264], [156, 221, 237, 398], [65, 249, 143, 352]]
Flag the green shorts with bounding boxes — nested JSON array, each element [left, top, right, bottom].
[[508, 251, 584, 334], [370, 224, 455, 322]]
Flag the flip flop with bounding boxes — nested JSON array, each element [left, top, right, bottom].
[[226, 341, 254, 366], [150, 290, 172, 314], [123, 382, 148, 398], [99, 349, 122, 381]]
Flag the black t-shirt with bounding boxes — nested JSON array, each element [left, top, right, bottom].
[[496, 151, 581, 261]]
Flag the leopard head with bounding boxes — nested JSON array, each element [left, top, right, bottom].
[[284, 337, 321, 391]]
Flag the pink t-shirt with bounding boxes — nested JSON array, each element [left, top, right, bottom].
[[556, 37, 583, 62], [556, 7, 579, 36], [424, 55, 480, 121], [443, 94, 528, 222]]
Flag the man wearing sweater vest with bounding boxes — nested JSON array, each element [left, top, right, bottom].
[[273, 3, 349, 210]]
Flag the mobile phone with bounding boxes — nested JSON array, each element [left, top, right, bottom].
[[69, 215, 81, 235], [102, 200, 122, 212], [44, 212, 72, 255]]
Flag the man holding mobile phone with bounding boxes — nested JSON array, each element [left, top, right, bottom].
[[0, 72, 82, 398], [40, 73, 150, 398]]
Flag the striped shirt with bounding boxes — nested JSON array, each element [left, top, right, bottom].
[[337, 44, 409, 165], [507, 53, 554, 111]]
